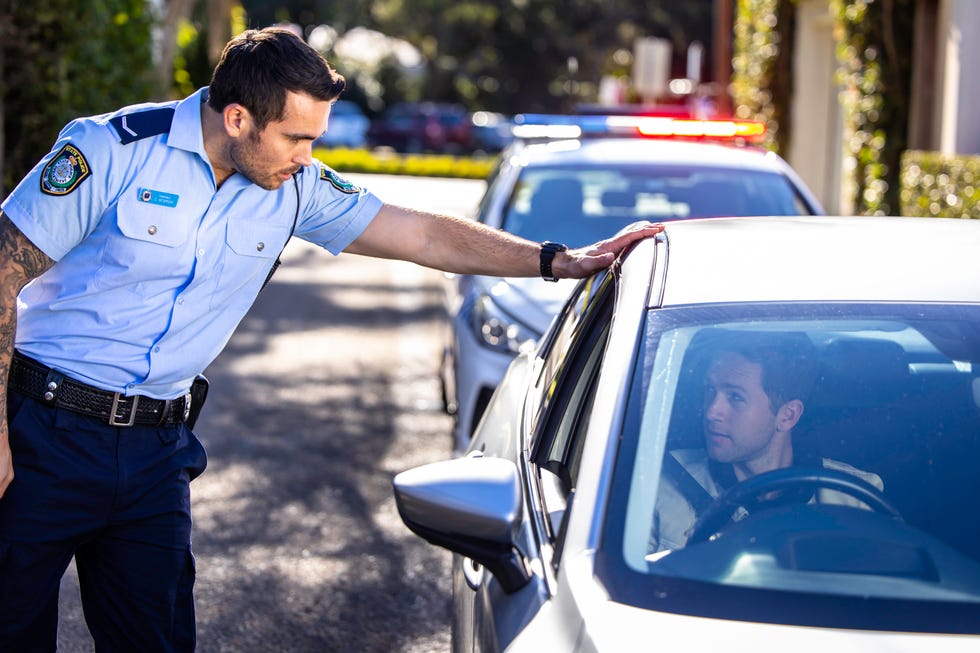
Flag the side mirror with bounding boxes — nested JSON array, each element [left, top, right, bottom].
[[393, 457, 531, 593]]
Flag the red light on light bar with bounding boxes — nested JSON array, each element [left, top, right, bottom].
[[634, 118, 766, 140]]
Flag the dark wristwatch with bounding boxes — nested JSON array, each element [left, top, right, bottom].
[[539, 241, 568, 282]]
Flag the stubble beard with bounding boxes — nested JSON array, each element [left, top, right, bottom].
[[229, 134, 287, 191]]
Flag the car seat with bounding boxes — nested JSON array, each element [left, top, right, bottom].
[[525, 178, 585, 242]]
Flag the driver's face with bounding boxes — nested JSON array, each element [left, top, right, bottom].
[[702, 352, 780, 468]]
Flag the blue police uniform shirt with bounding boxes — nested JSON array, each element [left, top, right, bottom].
[[1, 87, 384, 399]]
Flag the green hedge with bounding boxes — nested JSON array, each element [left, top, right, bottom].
[[313, 147, 497, 180], [900, 151, 980, 219]]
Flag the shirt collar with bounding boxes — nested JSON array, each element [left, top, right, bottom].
[[166, 87, 210, 159]]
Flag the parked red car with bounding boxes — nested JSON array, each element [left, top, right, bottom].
[[367, 102, 474, 154]]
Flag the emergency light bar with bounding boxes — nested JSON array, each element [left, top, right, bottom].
[[511, 113, 766, 142]]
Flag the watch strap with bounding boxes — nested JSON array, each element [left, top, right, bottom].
[[540, 241, 568, 282]]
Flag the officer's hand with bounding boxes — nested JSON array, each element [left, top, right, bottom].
[[0, 424, 13, 498], [554, 221, 664, 279]]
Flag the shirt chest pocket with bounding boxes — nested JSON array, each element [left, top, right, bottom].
[[95, 195, 197, 294], [214, 219, 290, 309], [225, 221, 286, 260], [116, 194, 194, 247]]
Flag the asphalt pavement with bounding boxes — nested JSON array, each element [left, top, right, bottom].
[[55, 173, 487, 652]]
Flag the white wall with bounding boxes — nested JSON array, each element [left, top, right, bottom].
[[935, 0, 980, 155], [787, 0, 845, 213]]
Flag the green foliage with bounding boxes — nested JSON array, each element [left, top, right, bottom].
[[376, 0, 715, 114], [242, 0, 715, 115], [831, 0, 914, 215], [1, 0, 156, 192], [731, 0, 796, 154], [314, 147, 496, 180], [734, 0, 915, 216], [173, 18, 211, 99], [900, 151, 980, 219]]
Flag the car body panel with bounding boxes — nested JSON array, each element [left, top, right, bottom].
[[659, 216, 980, 306], [509, 549, 979, 653]]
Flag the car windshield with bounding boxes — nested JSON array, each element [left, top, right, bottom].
[[599, 303, 980, 633], [501, 165, 811, 247]]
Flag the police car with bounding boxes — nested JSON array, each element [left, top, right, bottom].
[[442, 113, 824, 452]]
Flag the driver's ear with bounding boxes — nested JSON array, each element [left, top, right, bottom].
[[775, 399, 804, 432]]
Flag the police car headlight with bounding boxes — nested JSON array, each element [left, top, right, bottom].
[[470, 294, 537, 354]]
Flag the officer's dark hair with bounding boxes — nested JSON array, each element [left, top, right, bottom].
[[207, 27, 346, 130]]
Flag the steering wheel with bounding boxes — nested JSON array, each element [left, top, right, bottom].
[[687, 466, 902, 545]]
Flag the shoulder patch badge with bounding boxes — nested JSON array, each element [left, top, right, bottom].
[[40, 144, 92, 196], [319, 164, 360, 194]]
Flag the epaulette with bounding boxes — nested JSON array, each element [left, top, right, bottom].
[[109, 107, 175, 145]]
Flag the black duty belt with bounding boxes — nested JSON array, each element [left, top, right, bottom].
[[8, 352, 191, 427]]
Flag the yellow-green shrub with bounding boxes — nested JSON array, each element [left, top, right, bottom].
[[901, 151, 980, 219], [314, 147, 497, 180]]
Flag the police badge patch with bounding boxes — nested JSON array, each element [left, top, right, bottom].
[[40, 144, 91, 196], [319, 163, 360, 194]]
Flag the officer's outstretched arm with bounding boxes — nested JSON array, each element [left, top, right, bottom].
[[343, 203, 663, 279], [0, 211, 54, 498]]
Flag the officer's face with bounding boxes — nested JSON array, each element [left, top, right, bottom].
[[231, 91, 330, 190]]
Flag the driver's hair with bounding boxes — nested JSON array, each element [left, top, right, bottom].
[[707, 331, 818, 412]]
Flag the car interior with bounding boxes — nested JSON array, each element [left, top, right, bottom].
[[502, 169, 812, 247], [660, 325, 980, 563]]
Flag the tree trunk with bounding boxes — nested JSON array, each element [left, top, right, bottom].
[[158, 0, 198, 98]]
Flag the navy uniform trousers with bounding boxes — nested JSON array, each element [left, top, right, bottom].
[[0, 390, 208, 652]]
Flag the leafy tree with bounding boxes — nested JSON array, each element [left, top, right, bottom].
[[1, 0, 156, 194], [733, 0, 915, 215], [239, 0, 373, 32], [238, 0, 714, 113], [368, 0, 715, 113]]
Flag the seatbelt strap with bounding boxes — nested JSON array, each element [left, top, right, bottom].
[[662, 451, 716, 515]]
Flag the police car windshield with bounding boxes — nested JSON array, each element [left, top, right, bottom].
[[501, 165, 812, 247]]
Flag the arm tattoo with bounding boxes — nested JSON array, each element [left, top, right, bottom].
[[0, 210, 54, 409], [0, 212, 53, 280]]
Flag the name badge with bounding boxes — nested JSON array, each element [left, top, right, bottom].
[[137, 187, 179, 207]]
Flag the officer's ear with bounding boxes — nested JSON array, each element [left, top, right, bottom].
[[222, 103, 251, 138]]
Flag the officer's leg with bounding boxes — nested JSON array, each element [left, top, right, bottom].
[[0, 394, 99, 653], [0, 541, 76, 653], [76, 535, 197, 653], [75, 424, 206, 653]]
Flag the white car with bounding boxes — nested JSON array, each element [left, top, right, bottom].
[[398, 216, 980, 652], [442, 114, 824, 452]]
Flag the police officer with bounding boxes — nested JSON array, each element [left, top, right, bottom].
[[0, 26, 662, 652]]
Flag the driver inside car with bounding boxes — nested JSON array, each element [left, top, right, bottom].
[[650, 331, 883, 552]]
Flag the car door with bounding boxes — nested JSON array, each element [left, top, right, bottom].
[[527, 267, 617, 564], [453, 266, 619, 653]]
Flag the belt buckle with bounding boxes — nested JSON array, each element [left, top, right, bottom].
[[109, 393, 139, 427]]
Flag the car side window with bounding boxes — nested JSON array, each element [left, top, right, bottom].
[[475, 159, 508, 225], [529, 268, 616, 545]]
